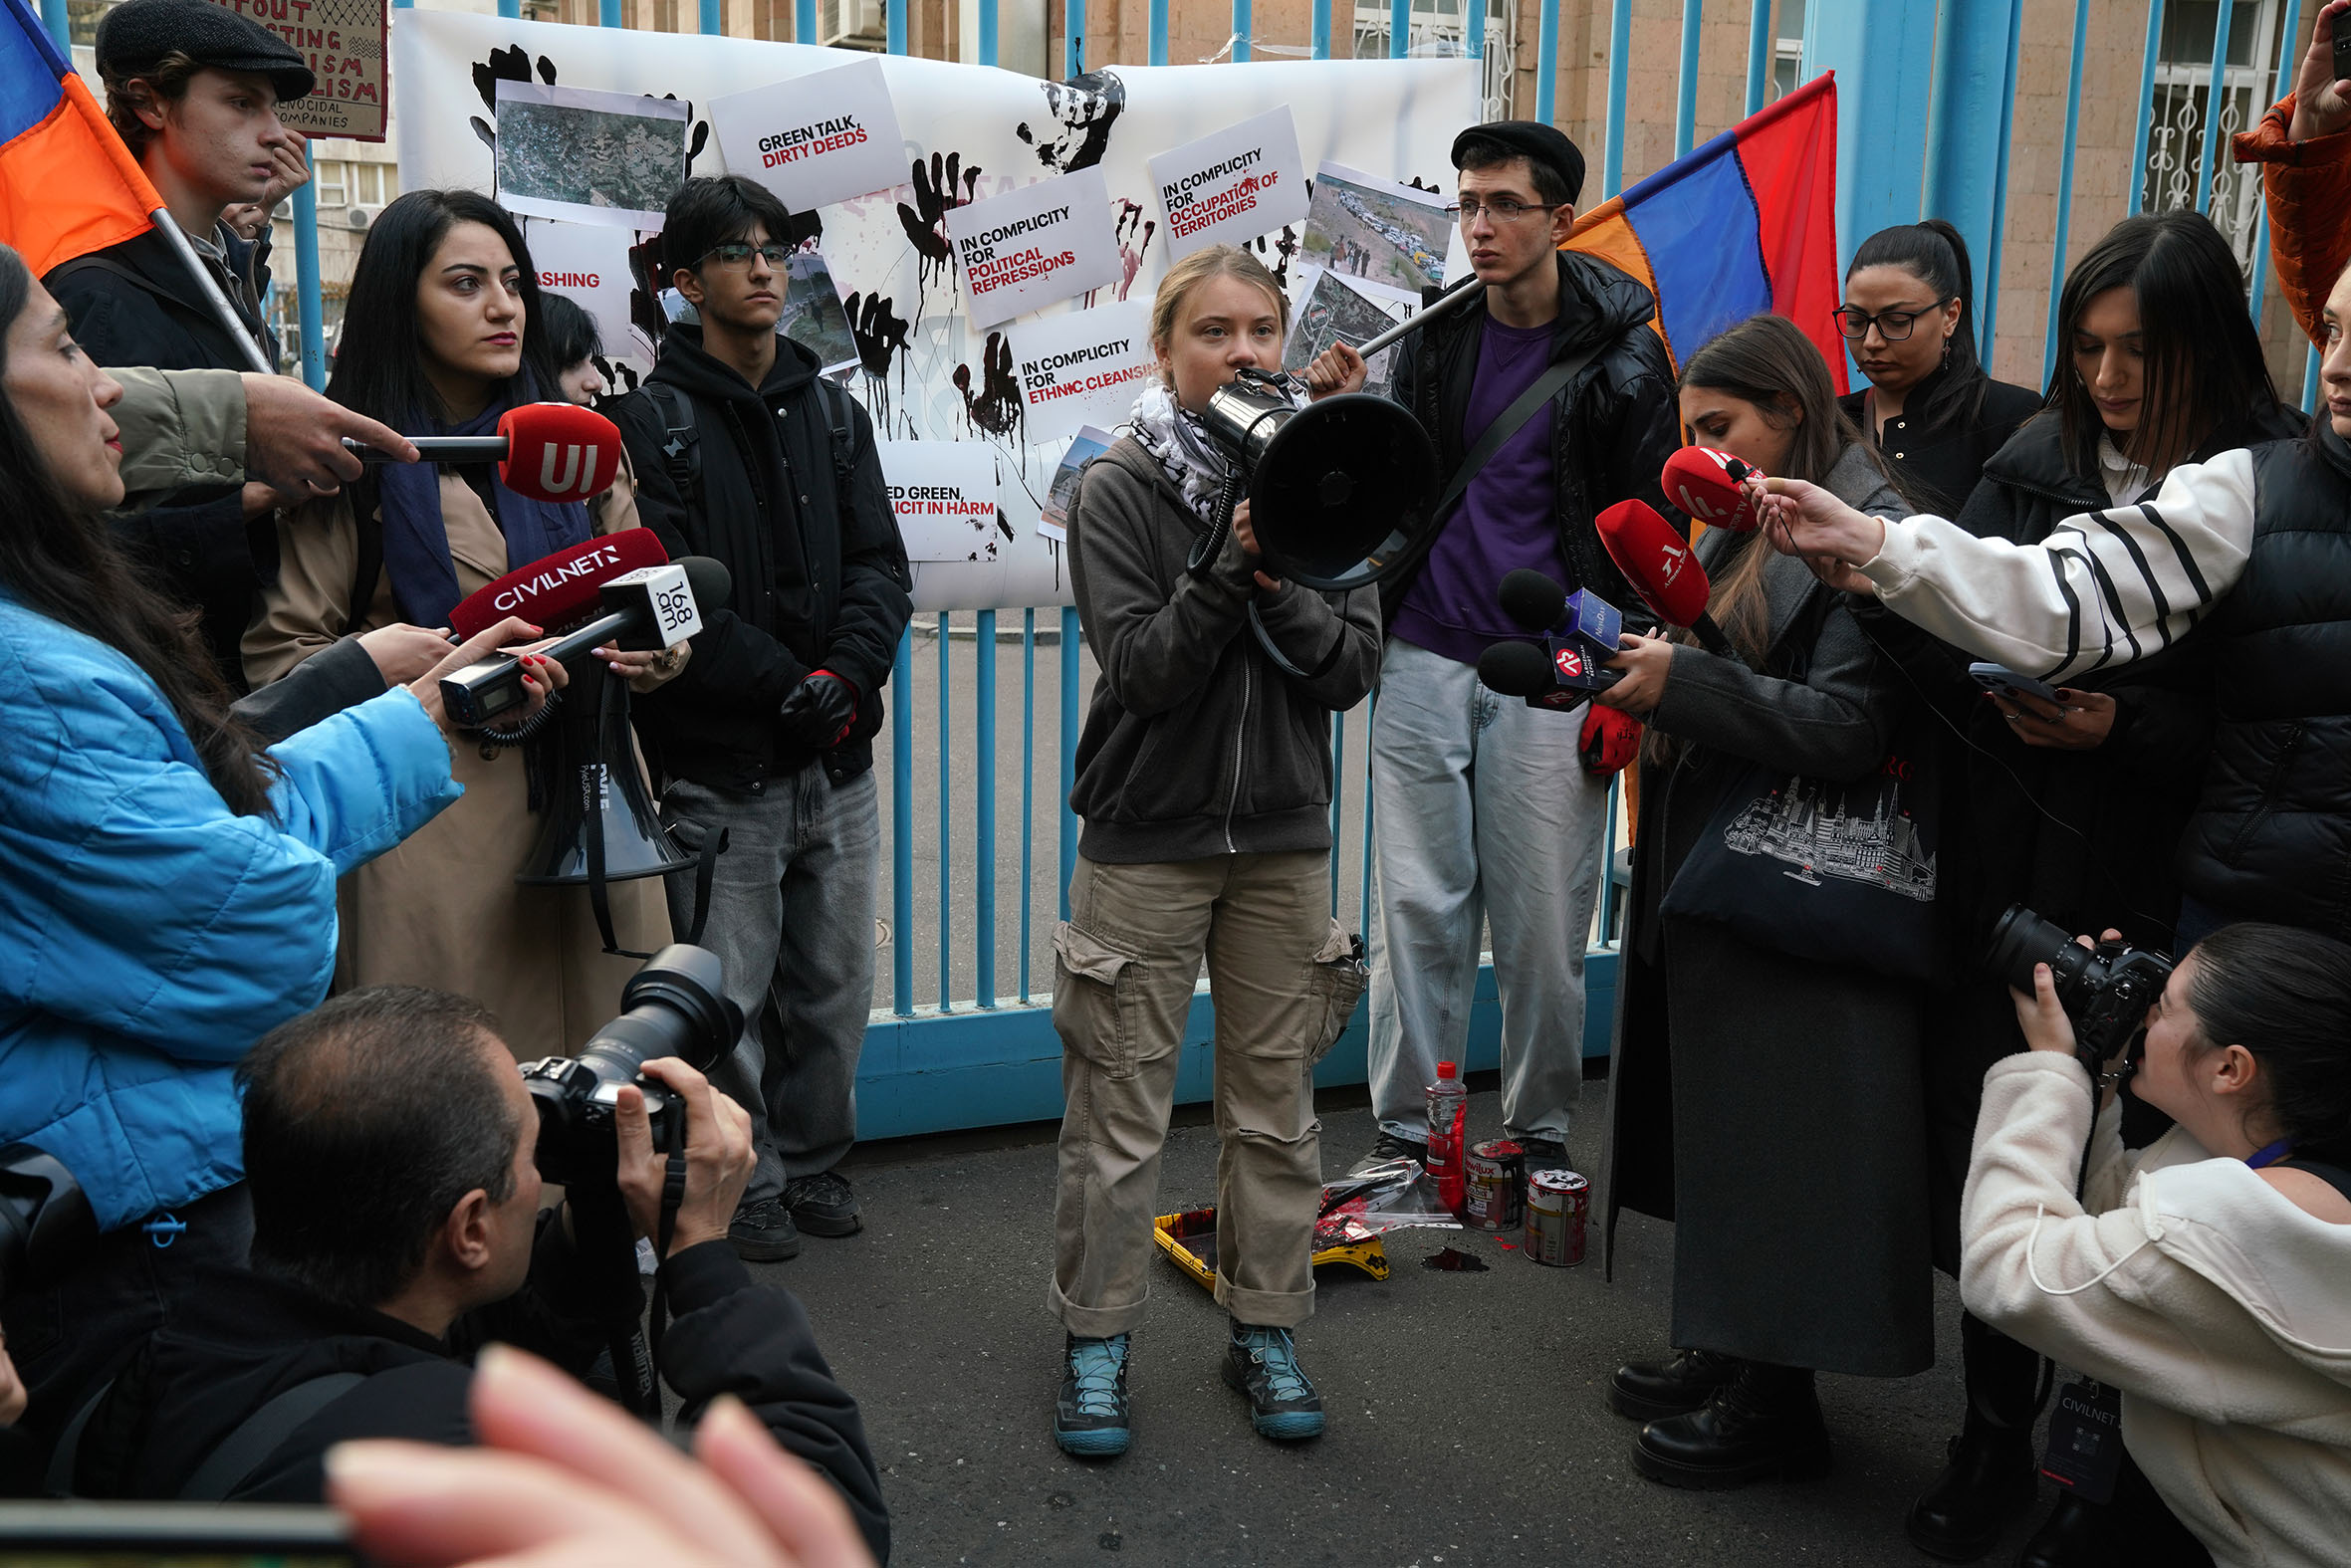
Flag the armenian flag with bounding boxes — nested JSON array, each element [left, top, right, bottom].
[[1565, 74, 1845, 392], [0, 0, 160, 280]]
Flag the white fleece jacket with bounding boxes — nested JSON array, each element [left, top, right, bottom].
[[1854, 448, 2257, 683], [1962, 1053, 2351, 1568]]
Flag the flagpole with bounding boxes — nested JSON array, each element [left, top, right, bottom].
[[146, 207, 274, 375]]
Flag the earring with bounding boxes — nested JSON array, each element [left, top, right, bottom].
[[1940, 334, 1952, 369]]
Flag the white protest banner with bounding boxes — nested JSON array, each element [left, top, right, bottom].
[[1148, 107, 1307, 259], [880, 440, 1004, 562], [495, 80, 688, 230], [397, 11, 1478, 606], [205, 0, 387, 140], [527, 219, 644, 372], [1007, 303, 1152, 445], [707, 57, 907, 215], [946, 167, 1121, 331]]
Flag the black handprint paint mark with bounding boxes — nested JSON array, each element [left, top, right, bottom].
[[951, 333, 1023, 439], [1405, 175, 1439, 194], [898, 152, 983, 293], [467, 49, 558, 159], [1015, 71, 1125, 173]]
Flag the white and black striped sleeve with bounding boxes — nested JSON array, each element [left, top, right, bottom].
[[1854, 449, 2256, 683]]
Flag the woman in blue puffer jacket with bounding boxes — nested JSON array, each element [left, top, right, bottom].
[[0, 242, 555, 1448]]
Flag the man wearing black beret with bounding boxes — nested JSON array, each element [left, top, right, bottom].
[[48, 0, 317, 689], [1303, 119, 1678, 1232]]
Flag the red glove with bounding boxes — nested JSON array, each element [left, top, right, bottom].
[[1579, 702, 1642, 777]]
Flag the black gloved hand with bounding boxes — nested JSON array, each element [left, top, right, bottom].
[[779, 669, 859, 750]]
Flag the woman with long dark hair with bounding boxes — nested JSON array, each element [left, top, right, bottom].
[[1836, 219, 2042, 516], [0, 241, 544, 1439], [1600, 313, 1934, 1488], [245, 189, 681, 1061], [1965, 920, 2351, 1568]]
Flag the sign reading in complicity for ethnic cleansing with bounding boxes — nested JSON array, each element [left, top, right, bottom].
[[1006, 303, 1154, 445], [944, 166, 1122, 332], [203, 0, 388, 141], [706, 57, 907, 215], [1146, 107, 1308, 260]]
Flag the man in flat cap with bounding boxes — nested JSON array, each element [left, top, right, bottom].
[[49, 0, 317, 688], [1305, 122, 1679, 1179]]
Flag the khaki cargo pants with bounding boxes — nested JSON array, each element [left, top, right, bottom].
[[1048, 850, 1366, 1336]]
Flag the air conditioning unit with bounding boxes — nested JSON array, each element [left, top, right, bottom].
[[821, 0, 884, 50], [345, 203, 383, 231]]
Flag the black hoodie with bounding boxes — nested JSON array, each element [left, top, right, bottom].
[[611, 328, 911, 791]]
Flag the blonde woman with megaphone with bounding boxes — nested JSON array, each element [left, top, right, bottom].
[[1044, 244, 1380, 1460]]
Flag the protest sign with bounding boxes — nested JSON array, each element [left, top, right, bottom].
[[1284, 267, 1412, 398], [204, 0, 387, 140], [708, 57, 907, 214], [495, 81, 688, 229], [527, 219, 644, 373], [880, 440, 1005, 562], [1040, 425, 1116, 542], [1300, 160, 1453, 298], [1147, 107, 1307, 258], [1007, 303, 1153, 445], [946, 167, 1122, 331]]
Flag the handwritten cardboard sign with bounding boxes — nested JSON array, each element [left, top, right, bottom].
[[203, 0, 386, 141], [1147, 107, 1307, 258], [707, 57, 907, 214], [945, 167, 1121, 331]]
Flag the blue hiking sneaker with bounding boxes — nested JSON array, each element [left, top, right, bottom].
[[1223, 1322, 1325, 1441], [1054, 1333, 1131, 1457]]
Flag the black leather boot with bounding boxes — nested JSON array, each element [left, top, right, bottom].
[[1907, 1314, 2042, 1561], [1609, 1347, 1745, 1422], [2015, 1492, 2105, 1568], [1633, 1361, 1831, 1489]]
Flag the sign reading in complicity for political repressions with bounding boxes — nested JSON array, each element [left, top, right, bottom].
[[707, 58, 907, 215], [203, 0, 388, 140], [945, 167, 1122, 331], [1147, 107, 1307, 259], [1007, 303, 1154, 445], [878, 441, 1005, 562]]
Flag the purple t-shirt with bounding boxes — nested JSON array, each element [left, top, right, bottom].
[[1389, 316, 1572, 666]]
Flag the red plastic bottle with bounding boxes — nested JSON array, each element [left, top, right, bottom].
[[1425, 1059, 1468, 1217]]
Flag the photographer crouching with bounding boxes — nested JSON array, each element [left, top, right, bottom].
[[49, 961, 888, 1563], [1962, 916, 2351, 1567]]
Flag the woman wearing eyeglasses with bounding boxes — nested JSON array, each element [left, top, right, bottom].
[[1835, 220, 2042, 518]]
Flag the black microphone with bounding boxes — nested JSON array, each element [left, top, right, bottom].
[[1477, 639, 1601, 710], [1499, 566, 1571, 633], [440, 557, 732, 728]]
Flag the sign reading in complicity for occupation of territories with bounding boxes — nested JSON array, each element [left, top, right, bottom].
[[707, 57, 908, 215], [1146, 107, 1308, 260], [1005, 302, 1154, 445], [944, 167, 1122, 331], [203, 0, 388, 141]]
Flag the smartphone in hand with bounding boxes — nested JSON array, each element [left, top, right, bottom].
[[1968, 662, 2062, 705], [2334, 7, 2351, 87]]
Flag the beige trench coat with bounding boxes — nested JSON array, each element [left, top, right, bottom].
[[243, 468, 672, 1060]]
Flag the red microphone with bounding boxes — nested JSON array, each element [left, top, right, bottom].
[[347, 403, 625, 504], [448, 529, 670, 641], [1660, 446, 1762, 532], [1595, 499, 1734, 658]]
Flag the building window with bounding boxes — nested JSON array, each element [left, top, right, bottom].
[[1349, 0, 1514, 119], [2142, 0, 2289, 281], [353, 161, 388, 205], [315, 161, 348, 208], [1770, 0, 1805, 103]]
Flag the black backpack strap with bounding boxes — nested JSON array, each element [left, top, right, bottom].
[[643, 380, 703, 510], [817, 377, 857, 486], [178, 1372, 367, 1501]]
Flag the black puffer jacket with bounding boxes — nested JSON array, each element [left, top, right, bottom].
[[2187, 427, 2351, 938], [1383, 250, 1682, 621], [612, 329, 911, 792]]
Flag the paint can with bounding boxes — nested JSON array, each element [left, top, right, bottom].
[[1462, 1138, 1525, 1231], [1525, 1169, 1589, 1266]]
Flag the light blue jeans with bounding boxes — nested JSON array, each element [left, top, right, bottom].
[[660, 766, 879, 1203], [1365, 637, 1610, 1148]]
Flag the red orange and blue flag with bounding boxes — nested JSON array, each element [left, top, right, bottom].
[[1565, 73, 1845, 392], [0, 0, 160, 280]]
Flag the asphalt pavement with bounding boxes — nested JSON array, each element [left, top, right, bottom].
[[761, 1075, 2055, 1568]]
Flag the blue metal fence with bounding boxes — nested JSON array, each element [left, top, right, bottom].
[[62, 0, 2321, 1141]]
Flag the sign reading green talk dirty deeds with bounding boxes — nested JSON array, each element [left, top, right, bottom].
[[204, 0, 387, 141]]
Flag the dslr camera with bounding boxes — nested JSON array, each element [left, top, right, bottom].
[[520, 944, 742, 1187], [0, 1144, 92, 1300], [1984, 904, 2174, 1079]]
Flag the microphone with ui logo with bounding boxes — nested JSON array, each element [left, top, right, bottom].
[[346, 403, 624, 504]]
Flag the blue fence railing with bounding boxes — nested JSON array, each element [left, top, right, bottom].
[[65, 0, 2319, 1140]]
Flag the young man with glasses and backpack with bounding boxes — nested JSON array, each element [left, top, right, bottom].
[[610, 175, 911, 1264], [1303, 122, 1680, 1178]]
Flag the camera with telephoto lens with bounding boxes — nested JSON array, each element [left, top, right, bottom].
[[1984, 904, 2174, 1077], [520, 944, 742, 1187], [0, 1143, 93, 1300]]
